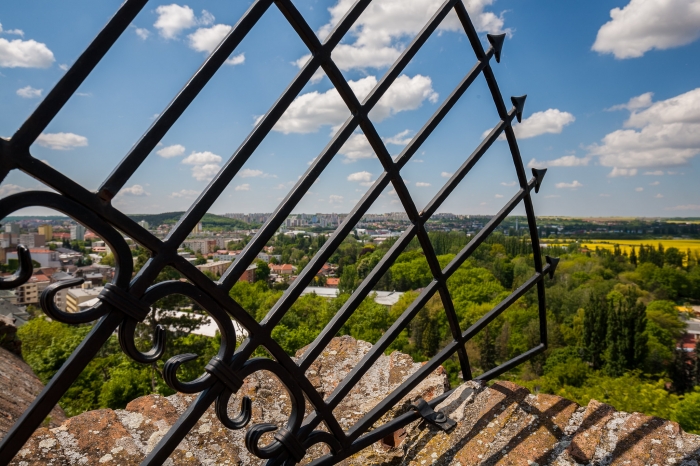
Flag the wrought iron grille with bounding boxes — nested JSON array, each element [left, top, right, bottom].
[[0, 0, 558, 464]]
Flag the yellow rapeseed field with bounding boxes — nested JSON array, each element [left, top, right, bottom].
[[542, 239, 700, 256]]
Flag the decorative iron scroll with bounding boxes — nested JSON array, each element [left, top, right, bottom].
[[0, 1, 557, 464]]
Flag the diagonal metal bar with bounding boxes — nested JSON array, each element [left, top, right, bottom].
[[218, 0, 460, 290], [414, 224, 474, 381], [0, 311, 124, 464], [439, 286, 474, 380], [295, 100, 523, 441], [10, 155, 164, 253], [258, 172, 393, 328], [362, 0, 459, 111], [274, 44, 502, 368], [394, 48, 495, 171], [443, 176, 540, 277], [297, 224, 418, 371], [141, 383, 223, 465], [99, 0, 276, 200], [9, 0, 148, 151], [420, 108, 516, 221], [324, 173, 541, 413], [162, 3, 380, 256], [346, 262, 553, 440]]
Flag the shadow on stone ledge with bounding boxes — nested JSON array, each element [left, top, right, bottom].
[[9, 336, 700, 465]]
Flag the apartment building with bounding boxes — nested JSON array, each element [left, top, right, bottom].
[[66, 283, 104, 314], [70, 224, 86, 241], [18, 234, 45, 248], [14, 274, 50, 306], [38, 224, 53, 240]]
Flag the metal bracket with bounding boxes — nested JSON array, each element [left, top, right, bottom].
[[410, 399, 456, 431]]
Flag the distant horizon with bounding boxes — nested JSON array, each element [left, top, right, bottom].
[[3, 213, 700, 221]]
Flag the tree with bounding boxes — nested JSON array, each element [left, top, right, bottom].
[[604, 291, 647, 376], [254, 260, 270, 282], [630, 247, 637, 267], [558, 372, 679, 421], [338, 264, 358, 295], [665, 248, 684, 268], [673, 390, 700, 434], [670, 347, 694, 394], [100, 253, 116, 266], [479, 326, 497, 372], [583, 295, 608, 370]]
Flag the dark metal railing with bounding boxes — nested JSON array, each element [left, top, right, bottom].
[[0, 1, 556, 464]]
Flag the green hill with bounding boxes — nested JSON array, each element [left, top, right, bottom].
[[128, 212, 252, 230]]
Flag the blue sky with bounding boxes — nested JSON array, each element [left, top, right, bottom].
[[1, 0, 699, 217]]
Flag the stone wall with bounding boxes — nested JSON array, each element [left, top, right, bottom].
[[0, 345, 66, 438], [8, 336, 700, 465]]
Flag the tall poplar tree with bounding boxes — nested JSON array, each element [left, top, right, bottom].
[[480, 326, 497, 372], [583, 295, 608, 370]]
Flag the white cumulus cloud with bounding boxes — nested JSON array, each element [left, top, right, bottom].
[[555, 180, 583, 189], [347, 171, 372, 182], [528, 155, 589, 168], [608, 167, 638, 177], [182, 151, 222, 181], [506, 109, 575, 140], [0, 37, 54, 68], [134, 28, 150, 40], [182, 151, 221, 165], [0, 24, 24, 37], [170, 189, 199, 198], [120, 184, 149, 196], [191, 164, 220, 181], [592, 0, 700, 59], [441, 172, 453, 178], [299, 0, 509, 73], [187, 24, 245, 65], [588, 88, 700, 171], [239, 169, 262, 178], [347, 171, 375, 186], [415, 182, 431, 187], [154, 4, 213, 39], [385, 129, 414, 146], [235, 184, 250, 191], [36, 132, 88, 150], [329, 194, 344, 204], [339, 133, 373, 162], [607, 92, 654, 111], [16, 86, 42, 98], [157, 144, 186, 158], [273, 74, 437, 134]]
